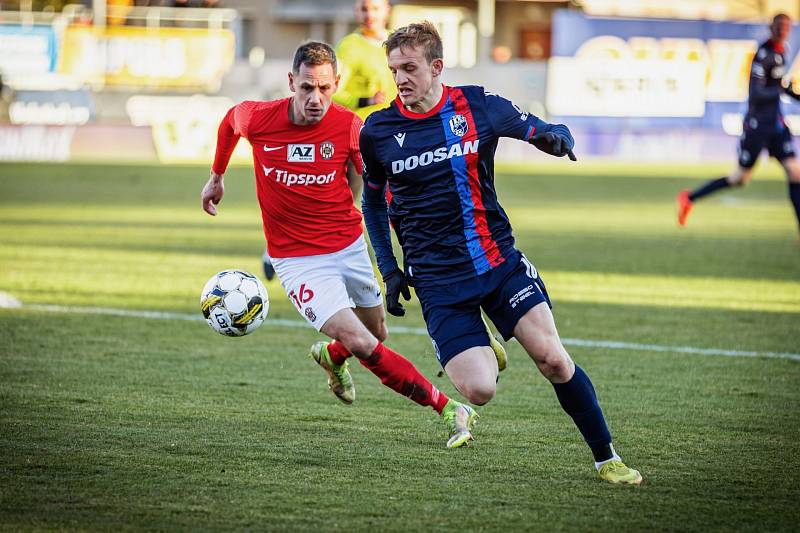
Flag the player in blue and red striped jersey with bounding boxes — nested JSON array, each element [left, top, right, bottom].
[[677, 13, 800, 234], [359, 22, 642, 484]]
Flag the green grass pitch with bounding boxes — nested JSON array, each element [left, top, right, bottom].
[[1, 161, 798, 531]]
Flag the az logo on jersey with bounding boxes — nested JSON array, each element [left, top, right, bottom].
[[288, 144, 315, 162], [449, 114, 468, 137]]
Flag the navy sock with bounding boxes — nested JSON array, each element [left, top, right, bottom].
[[552, 365, 613, 462], [689, 177, 730, 202], [789, 183, 800, 230]]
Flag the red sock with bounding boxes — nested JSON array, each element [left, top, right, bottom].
[[327, 340, 351, 366], [359, 342, 449, 414]]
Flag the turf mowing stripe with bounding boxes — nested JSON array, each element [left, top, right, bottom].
[[7, 301, 799, 363], [558, 337, 800, 362]]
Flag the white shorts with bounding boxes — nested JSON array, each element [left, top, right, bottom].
[[271, 235, 383, 331]]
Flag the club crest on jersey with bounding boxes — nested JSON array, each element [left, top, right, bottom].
[[288, 144, 315, 162], [320, 141, 334, 160], [449, 114, 468, 137]]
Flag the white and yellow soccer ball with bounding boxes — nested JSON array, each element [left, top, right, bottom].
[[200, 270, 269, 337]]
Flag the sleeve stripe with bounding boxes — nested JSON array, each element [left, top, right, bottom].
[[233, 100, 258, 138], [349, 115, 364, 170], [525, 125, 536, 140]]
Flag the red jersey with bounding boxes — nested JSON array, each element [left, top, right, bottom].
[[212, 99, 364, 258]]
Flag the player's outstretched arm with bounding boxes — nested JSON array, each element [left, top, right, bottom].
[[204, 104, 245, 216], [483, 90, 576, 160], [201, 171, 224, 216]]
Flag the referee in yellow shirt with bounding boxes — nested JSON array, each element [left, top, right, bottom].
[[333, 0, 397, 121]]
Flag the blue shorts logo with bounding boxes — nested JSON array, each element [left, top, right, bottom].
[[449, 114, 468, 137]]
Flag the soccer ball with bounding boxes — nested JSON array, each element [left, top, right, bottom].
[[200, 270, 269, 337]]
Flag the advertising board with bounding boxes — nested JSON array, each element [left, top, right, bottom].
[[548, 10, 800, 130], [59, 26, 235, 91]]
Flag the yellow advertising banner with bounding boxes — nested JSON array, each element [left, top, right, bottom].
[[59, 26, 235, 90], [126, 95, 251, 164]]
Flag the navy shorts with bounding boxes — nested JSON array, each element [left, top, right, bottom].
[[738, 122, 795, 168], [415, 251, 552, 368]]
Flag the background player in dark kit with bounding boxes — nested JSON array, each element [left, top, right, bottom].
[[677, 13, 800, 235]]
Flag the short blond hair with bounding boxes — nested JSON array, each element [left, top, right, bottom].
[[384, 20, 443, 63]]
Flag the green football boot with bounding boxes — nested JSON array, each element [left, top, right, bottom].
[[308, 341, 355, 405], [442, 400, 478, 448], [481, 315, 507, 371], [597, 460, 643, 486]]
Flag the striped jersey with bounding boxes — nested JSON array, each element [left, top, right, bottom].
[[360, 84, 567, 286]]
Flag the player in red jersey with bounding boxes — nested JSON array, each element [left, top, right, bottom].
[[201, 41, 477, 448]]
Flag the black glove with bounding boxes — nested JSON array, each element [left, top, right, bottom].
[[531, 131, 577, 161], [383, 269, 411, 317]]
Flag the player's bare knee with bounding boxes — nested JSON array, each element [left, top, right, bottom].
[[460, 381, 496, 406], [779, 158, 800, 182], [532, 346, 573, 382], [549, 357, 575, 383], [535, 360, 559, 382], [729, 169, 751, 187]]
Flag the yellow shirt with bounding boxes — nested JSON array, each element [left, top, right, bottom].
[[334, 31, 397, 121]]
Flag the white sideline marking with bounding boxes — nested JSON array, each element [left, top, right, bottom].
[[12, 302, 800, 363], [0, 293, 22, 308]]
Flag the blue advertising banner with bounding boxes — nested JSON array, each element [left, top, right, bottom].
[[548, 10, 800, 132], [0, 25, 58, 77], [551, 10, 781, 57], [10, 90, 95, 125]]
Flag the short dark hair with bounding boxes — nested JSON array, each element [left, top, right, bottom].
[[292, 41, 337, 74], [773, 12, 791, 24], [383, 20, 443, 64]]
